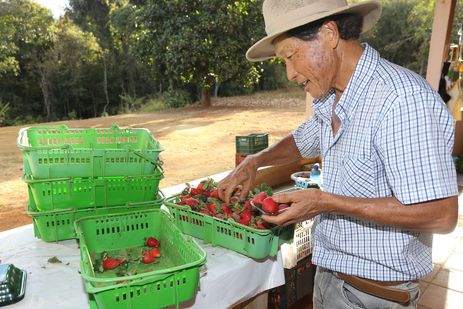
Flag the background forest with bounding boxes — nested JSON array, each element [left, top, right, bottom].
[[0, 0, 462, 126]]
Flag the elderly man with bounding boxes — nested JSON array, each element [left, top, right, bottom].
[[217, 0, 459, 308]]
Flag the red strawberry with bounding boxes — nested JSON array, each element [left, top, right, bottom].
[[146, 237, 160, 247], [210, 190, 220, 199], [199, 209, 211, 216], [244, 200, 252, 210], [142, 252, 155, 264], [190, 187, 200, 195], [196, 182, 204, 193], [222, 204, 232, 215], [102, 257, 125, 270], [240, 209, 252, 221], [149, 248, 161, 258], [207, 203, 217, 213], [235, 217, 250, 226], [257, 222, 269, 230], [262, 197, 279, 214], [252, 192, 267, 205], [184, 197, 200, 208]]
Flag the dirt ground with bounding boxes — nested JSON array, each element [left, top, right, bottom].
[[0, 88, 308, 232]]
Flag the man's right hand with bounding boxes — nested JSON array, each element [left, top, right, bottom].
[[217, 154, 259, 203]]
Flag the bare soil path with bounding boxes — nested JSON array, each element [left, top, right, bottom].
[[0, 89, 307, 231]]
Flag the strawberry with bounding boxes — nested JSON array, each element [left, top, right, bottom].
[[256, 222, 269, 230], [244, 200, 252, 210], [184, 197, 200, 208], [102, 257, 125, 270], [146, 237, 160, 247], [240, 209, 252, 221], [262, 197, 279, 214], [142, 252, 155, 264], [196, 182, 204, 193], [252, 192, 267, 205], [222, 204, 232, 215], [207, 203, 218, 213], [210, 190, 220, 199], [149, 248, 161, 258], [190, 187, 200, 195], [235, 217, 250, 226], [199, 209, 211, 216]]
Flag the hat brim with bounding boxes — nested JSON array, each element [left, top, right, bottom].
[[246, 1, 382, 62]]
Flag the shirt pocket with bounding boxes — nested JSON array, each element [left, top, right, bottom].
[[339, 155, 376, 198]]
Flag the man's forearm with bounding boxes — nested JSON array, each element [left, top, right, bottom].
[[251, 134, 303, 168]]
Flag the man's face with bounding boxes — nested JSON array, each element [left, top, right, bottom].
[[274, 28, 336, 98]]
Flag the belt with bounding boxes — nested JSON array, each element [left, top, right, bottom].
[[335, 272, 416, 305]]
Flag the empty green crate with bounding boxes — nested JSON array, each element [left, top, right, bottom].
[[164, 195, 294, 259], [17, 125, 163, 178], [75, 209, 206, 309], [235, 133, 268, 155], [26, 168, 163, 212], [28, 195, 164, 242]]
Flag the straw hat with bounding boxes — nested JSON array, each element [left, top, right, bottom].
[[246, 0, 382, 61]]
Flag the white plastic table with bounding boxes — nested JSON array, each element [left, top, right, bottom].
[[0, 173, 285, 309]]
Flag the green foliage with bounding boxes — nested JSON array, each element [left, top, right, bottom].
[[139, 96, 168, 113], [0, 101, 10, 125], [357, 0, 434, 75], [136, 0, 265, 102], [0, 0, 55, 124], [163, 90, 193, 108], [119, 93, 145, 113], [67, 110, 77, 120]]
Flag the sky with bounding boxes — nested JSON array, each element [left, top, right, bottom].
[[35, 0, 69, 19]]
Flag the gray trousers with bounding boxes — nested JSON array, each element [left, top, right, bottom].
[[313, 267, 420, 309]]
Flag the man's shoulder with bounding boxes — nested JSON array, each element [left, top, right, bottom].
[[374, 58, 432, 97]]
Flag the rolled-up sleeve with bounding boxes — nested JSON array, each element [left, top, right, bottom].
[[292, 116, 321, 158], [375, 91, 458, 204]]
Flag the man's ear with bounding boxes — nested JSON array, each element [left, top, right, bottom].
[[321, 20, 340, 49]]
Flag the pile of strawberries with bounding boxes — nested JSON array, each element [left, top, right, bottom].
[[175, 178, 276, 230], [96, 236, 162, 273]]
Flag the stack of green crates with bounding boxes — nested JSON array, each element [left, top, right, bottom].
[[235, 133, 268, 155], [17, 125, 165, 241], [235, 133, 268, 166]]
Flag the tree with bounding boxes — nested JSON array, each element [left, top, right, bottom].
[[40, 18, 103, 120], [0, 0, 54, 123], [136, 0, 265, 107], [354, 0, 434, 75]]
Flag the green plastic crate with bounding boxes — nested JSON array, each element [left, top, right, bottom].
[[164, 195, 294, 259], [17, 125, 164, 178], [235, 133, 268, 155], [75, 209, 206, 309], [27, 195, 164, 242], [26, 168, 163, 212]]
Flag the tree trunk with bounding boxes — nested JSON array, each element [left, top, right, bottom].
[[214, 81, 220, 97], [39, 69, 53, 121], [102, 56, 110, 116], [201, 87, 212, 107]]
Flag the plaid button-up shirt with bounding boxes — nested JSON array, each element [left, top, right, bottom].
[[292, 44, 458, 281]]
